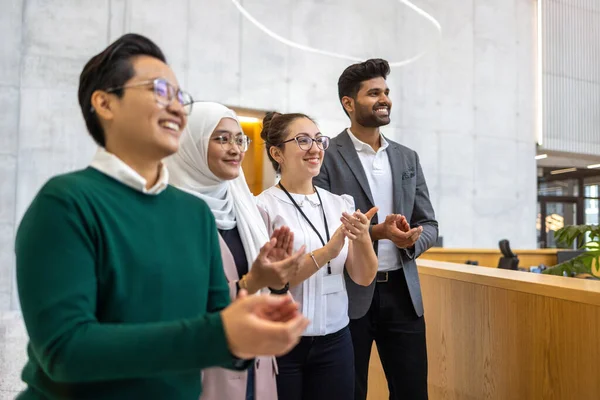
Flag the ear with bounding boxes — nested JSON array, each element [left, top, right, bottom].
[[91, 90, 116, 123], [341, 96, 354, 115], [269, 146, 283, 164]]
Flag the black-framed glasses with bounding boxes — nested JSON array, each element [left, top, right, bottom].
[[282, 135, 330, 151], [105, 78, 194, 115], [213, 134, 252, 152]]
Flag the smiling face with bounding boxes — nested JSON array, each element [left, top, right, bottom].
[[207, 117, 246, 181], [274, 117, 324, 180], [98, 55, 187, 160], [349, 76, 392, 128]]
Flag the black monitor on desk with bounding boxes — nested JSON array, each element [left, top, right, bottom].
[[556, 250, 585, 264]]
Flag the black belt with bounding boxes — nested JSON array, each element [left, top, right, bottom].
[[376, 269, 402, 283]]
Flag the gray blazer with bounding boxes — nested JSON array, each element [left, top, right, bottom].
[[313, 130, 438, 319]]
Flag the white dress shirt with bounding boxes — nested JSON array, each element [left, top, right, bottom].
[[256, 186, 355, 336], [347, 128, 400, 272], [90, 147, 169, 195]]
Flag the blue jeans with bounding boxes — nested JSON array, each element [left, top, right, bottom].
[[276, 326, 354, 400]]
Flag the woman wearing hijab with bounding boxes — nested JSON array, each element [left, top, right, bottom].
[[166, 102, 304, 400]]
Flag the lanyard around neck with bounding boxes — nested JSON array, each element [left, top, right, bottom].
[[278, 182, 331, 274]]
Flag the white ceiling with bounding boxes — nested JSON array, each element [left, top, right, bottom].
[[536, 149, 600, 169]]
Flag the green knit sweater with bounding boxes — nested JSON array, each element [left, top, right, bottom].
[[15, 167, 243, 399]]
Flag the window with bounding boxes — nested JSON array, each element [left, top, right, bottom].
[[538, 179, 579, 197]]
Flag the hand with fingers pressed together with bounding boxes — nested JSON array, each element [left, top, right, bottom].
[[245, 226, 306, 293], [340, 207, 379, 243], [221, 289, 310, 360], [384, 214, 423, 249]]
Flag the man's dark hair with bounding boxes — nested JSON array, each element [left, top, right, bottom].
[[337, 58, 390, 116], [78, 33, 166, 147]]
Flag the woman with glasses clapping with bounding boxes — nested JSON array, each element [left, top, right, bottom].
[[166, 102, 306, 400], [256, 112, 379, 400]]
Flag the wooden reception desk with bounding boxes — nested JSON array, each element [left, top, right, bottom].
[[421, 248, 559, 268], [367, 259, 600, 400]]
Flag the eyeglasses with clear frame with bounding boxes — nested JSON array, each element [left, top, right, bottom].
[[212, 134, 252, 153], [281, 135, 330, 151], [105, 78, 194, 115]]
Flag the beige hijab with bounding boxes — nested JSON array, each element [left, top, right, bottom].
[[166, 102, 269, 269]]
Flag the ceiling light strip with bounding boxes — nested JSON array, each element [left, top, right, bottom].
[[230, 0, 442, 67]]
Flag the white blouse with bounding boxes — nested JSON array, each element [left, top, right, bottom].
[[256, 186, 355, 336]]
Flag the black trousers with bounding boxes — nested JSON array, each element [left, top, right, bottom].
[[246, 363, 255, 400], [350, 269, 428, 400], [276, 325, 354, 400]]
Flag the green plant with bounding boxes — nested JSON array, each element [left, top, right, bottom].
[[542, 224, 600, 278]]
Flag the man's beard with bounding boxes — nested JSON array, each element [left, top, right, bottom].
[[355, 104, 391, 128]]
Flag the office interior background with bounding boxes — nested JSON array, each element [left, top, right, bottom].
[[1, 0, 599, 398]]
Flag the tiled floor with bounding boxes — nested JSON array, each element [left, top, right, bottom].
[[0, 312, 27, 396]]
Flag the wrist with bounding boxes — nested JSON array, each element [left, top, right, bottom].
[[220, 309, 243, 359], [243, 271, 261, 294], [370, 223, 385, 241], [357, 233, 373, 245], [323, 243, 338, 260]]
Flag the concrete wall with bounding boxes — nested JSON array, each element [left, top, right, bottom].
[[0, 0, 536, 394], [1, 0, 538, 310]]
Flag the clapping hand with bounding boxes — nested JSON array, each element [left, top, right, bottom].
[[247, 227, 305, 291], [340, 207, 379, 242], [221, 290, 309, 359], [383, 214, 422, 249]]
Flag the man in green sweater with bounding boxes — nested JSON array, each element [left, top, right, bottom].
[[15, 33, 309, 400]]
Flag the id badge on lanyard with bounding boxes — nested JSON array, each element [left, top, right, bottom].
[[322, 273, 344, 295]]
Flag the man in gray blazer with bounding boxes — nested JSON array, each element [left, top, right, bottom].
[[314, 59, 438, 400]]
